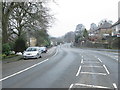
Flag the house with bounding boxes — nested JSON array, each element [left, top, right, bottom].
[[97, 21, 112, 38], [26, 37, 37, 47], [88, 21, 113, 43], [111, 18, 120, 37]]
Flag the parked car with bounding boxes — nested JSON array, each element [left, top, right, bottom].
[[23, 47, 42, 59], [40, 46, 47, 53]]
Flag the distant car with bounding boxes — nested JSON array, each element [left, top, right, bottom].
[[23, 47, 42, 59], [40, 47, 47, 53]]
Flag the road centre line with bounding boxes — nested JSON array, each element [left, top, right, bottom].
[[116, 58, 118, 61], [82, 56, 83, 58], [0, 58, 49, 81], [81, 72, 107, 75], [75, 83, 110, 88], [81, 59, 83, 64], [76, 66, 81, 76], [97, 58, 102, 63], [69, 84, 74, 90], [103, 65, 110, 74], [113, 83, 117, 88]]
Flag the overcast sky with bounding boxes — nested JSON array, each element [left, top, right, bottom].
[[48, 0, 119, 37]]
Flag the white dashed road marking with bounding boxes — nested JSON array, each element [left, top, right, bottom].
[[82, 65, 103, 68], [74, 83, 110, 88], [97, 58, 102, 63], [83, 62, 100, 64], [76, 66, 81, 76], [103, 65, 110, 74], [81, 59, 83, 64], [69, 84, 74, 90], [113, 83, 117, 88], [81, 72, 107, 75]]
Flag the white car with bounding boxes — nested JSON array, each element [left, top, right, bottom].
[[23, 47, 42, 59]]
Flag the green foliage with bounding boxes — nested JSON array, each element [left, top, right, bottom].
[[14, 37, 27, 54], [83, 29, 88, 39], [35, 30, 50, 46], [75, 35, 80, 43], [2, 43, 11, 56], [9, 42, 14, 51], [111, 37, 119, 49]]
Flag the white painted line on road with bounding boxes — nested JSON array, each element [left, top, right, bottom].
[[113, 83, 117, 88], [81, 59, 83, 64], [82, 65, 103, 68], [103, 65, 110, 74], [0, 58, 49, 81], [81, 72, 107, 75], [75, 83, 110, 88], [76, 66, 81, 76], [98, 58, 102, 63], [69, 84, 74, 90], [48, 48, 58, 59], [83, 62, 100, 64], [82, 56, 84, 58]]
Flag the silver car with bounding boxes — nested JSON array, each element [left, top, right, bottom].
[[23, 47, 42, 59], [40, 46, 47, 53]]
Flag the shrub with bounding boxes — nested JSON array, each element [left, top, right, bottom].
[[111, 37, 119, 49], [2, 43, 11, 56], [14, 37, 27, 54], [9, 42, 14, 51]]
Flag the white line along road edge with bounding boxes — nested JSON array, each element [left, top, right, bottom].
[[0, 48, 58, 82], [103, 65, 110, 74], [0, 58, 49, 81], [76, 66, 81, 76], [51, 48, 58, 58]]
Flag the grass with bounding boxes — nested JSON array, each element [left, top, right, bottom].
[[2, 54, 18, 59], [2, 54, 23, 63]]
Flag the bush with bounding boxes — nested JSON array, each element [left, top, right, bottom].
[[9, 42, 14, 51], [111, 37, 119, 49], [2, 43, 11, 56], [14, 37, 27, 54]]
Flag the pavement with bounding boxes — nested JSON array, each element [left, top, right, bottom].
[[1, 44, 119, 90], [2, 47, 56, 64]]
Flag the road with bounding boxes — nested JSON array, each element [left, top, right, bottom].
[[1, 43, 119, 90]]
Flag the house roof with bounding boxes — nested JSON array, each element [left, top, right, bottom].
[[98, 21, 112, 29], [112, 18, 120, 27]]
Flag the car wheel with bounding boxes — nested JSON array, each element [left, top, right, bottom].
[[36, 56, 39, 59], [40, 55, 42, 58], [36, 53, 40, 59]]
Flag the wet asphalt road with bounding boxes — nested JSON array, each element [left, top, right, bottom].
[[2, 44, 119, 89]]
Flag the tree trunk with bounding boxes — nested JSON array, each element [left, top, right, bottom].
[[2, 15, 9, 43], [2, 2, 19, 44]]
